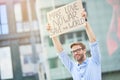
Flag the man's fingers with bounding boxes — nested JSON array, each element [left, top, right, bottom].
[[82, 8, 85, 12], [81, 9, 87, 18]]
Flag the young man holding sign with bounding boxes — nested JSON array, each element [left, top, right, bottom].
[[47, 9, 101, 80]]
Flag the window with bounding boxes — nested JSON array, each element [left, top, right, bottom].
[[19, 45, 38, 76], [0, 47, 13, 79], [41, 9, 47, 25], [59, 35, 65, 44], [47, 36, 53, 46], [67, 33, 74, 43], [14, 3, 24, 32], [76, 31, 82, 41], [0, 5, 9, 34], [14, 2, 38, 33], [40, 8, 53, 25], [75, 30, 88, 41], [83, 30, 88, 40], [48, 57, 58, 68]]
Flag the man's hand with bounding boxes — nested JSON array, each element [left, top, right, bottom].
[[46, 24, 51, 32], [82, 9, 96, 42], [81, 9, 87, 21]]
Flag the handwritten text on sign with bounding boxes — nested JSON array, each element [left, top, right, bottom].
[[47, 0, 85, 37]]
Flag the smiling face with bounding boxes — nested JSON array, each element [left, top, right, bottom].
[[71, 43, 86, 63]]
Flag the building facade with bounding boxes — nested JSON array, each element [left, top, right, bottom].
[[36, 0, 120, 80], [0, 0, 46, 80]]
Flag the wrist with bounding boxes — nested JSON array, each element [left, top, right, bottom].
[[85, 18, 87, 21], [85, 22, 89, 27]]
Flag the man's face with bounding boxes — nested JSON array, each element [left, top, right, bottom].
[[71, 45, 86, 61]]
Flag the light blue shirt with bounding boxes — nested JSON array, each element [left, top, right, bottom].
[[59, 41, 101, 80]]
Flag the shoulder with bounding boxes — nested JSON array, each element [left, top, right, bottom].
[[58, 50, 68, 57], [89, 40, 100, 48], [89, 40, 99, 45]]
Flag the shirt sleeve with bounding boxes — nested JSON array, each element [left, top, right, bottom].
[[89, 41, 101, 65], [58, 50, 74, 72]]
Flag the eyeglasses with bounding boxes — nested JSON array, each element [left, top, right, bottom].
[[71, 48, 83, 54]]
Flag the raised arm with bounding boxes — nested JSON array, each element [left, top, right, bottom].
[[85, 22, 96, 43], [82, 10, 101, 64], [47, 24, 74, 71], [47, 24, 63, 53], [81, 9, 96, 42]]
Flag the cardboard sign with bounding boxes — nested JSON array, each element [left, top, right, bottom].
[[47, 0, 86, 37]]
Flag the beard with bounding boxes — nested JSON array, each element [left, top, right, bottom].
[[74, 54, 84, 62]]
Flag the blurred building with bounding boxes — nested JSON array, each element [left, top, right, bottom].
[[36, 0, 120, 80], [0, 0, 46, 80]]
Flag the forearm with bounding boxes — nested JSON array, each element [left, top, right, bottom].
[[52, 37, 63, 53], [85, 22, 96, 42]]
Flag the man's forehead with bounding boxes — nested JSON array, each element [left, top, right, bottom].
[[72, 45, 82, 49]]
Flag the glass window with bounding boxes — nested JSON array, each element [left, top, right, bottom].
[[36, 43, 42, 61], [14, 3, 23, 33], [59, 35, 65, 44], [2, 24, 9, 34], [0, 47, 13, 79], [48, 57, 58, 68], [16, 22, 23, 32], [76, 31, 82, 41], [0, 5, 9, 34], [67, 33, 74, 43], [14, 2, 38, 33], [47, 36, 53, 46], [0, 5, 8, 24], [32, 20, 39, 31], [67, 33, 73, 39], [19, 45, 37, 76], [83, 30, 88, 41], [40, 8, 52, 25], [14, 3, 22, 22], [23, 22, 30, 32]]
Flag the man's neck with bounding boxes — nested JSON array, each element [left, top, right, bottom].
[[78, 55, 86, 64]]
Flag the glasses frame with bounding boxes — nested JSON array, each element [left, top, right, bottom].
[[71, 48, 83, 54]]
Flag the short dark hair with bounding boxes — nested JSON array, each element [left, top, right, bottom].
[[70, 42, 86, 49]]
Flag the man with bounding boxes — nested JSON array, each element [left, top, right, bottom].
[[47, 10, 101, 80]]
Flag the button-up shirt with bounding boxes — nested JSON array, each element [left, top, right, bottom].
[[59, 41, 101, 80]]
